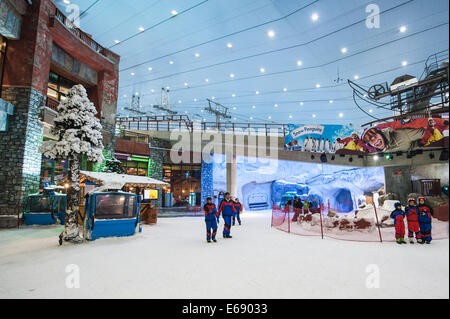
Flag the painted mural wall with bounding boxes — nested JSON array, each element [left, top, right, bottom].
[[212, 155, 385, 213]]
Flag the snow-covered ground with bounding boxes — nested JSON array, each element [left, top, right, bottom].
[[0, 211, 448, 299]]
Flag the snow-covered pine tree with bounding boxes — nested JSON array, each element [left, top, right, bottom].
[[98, 150, 124, 174], [40, 84, 104, 244]]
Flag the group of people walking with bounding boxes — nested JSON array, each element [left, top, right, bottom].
[[203, 193, 243, 243], [390, 196, 434, 244]]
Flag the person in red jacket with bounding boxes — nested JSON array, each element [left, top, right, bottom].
[[204, 197, 219, 243], [390, 202, 406, 244], [232, 198, 243, 226], [405, 198, 422, 244], [218, 192, 236, 238]]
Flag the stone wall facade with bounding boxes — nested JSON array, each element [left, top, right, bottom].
[[0, 86, 44, 219]]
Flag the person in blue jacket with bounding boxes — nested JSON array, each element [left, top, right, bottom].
[[390, 202, 407, 244], [204, 197, 220, 243], [218, 192, 236, 238], [232, 198, 243, 226], [417, 196, 434, 244]]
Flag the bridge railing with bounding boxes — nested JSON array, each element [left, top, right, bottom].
[[117, 116, 289, 136]]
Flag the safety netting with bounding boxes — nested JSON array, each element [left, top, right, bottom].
[[272, 202, 449, 242]]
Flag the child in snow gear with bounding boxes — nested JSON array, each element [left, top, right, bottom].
[[405, 198, 422, 244], [390, 202, 407, 244], [232, 198, 243, 226], [218, 192, 236, 238], [417, 196, 434, 244], [204, 198, 219, 243]]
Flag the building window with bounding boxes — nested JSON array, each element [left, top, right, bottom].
[[0, 36, 7, 92], [47, 72, 76, 103], [120, 160, 148, 176]]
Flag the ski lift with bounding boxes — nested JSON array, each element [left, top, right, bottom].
[[23, 188, 67, 226], [84, 191, 141, 241]]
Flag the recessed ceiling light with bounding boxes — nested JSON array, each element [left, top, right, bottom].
[[312, 114, 317, 118], [374, 155, 379, 161], [255, 90, 260, 95], [250, 116, 253, 120], [311, 13, 319, 22], [184, 82, 188, 86], [148, 67, 153, 71], [274, 104, 278, 108], [297, 60, 303, 67], [205, 78, 209, 82], [229, 73, 235, 78], [267, 30, 275, 38], [194, 98, 198, 102], [369, 109, 373, 113], [151, 89, 155, 93], [178, 100, 182, 104], [123, 94, 127, 98], [341, 47, 348, 54], [234, 117, 237, 121], [316, 84, 321, 88], [169, 61, 174, 65], [171, 10, 178, 16], [227, 43, 233, 49], [300, 102, 304, 106], [283, 88, 287, 92], [329, 100, 334, 104], [268, 116, 272, 120], [260, 67, 265, 73], [135, 92, 139, 96], [354, 75, 359, 80], [114, 40, 120, 44], [131, 72, 135, 76], [339, 113, 344, 118], [212, 96, 215, 100], [289, 114, 293, 119], [139, 27, 145, 32], [233, 106, 237, 110], [166, 86, 170, 90], [399, 26, 407, 33], [402, 61, 408, 67], [63, 0, 71, 4], [195, 53, 200, 58], [232, 94, 236, 97], [252, 105, 256, 109]]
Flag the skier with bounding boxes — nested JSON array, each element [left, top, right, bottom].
[[417, 196, 434, 244], [390, 202, 407, 244], [232, 198, 243, 226], [405, 198, 422, 244], [218, 192, 236, 238], [204, 197, 219, 243]]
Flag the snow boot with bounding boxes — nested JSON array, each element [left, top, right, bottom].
[[396, 239, 402, 245], [212, 238, 217, 242], [227, 235, 233, 239], [425, 241, 431, 245], [401, 239, 407, 244], [418, 239, 425, 244], [409, 238, 414, 244], [207, 239, 211, 243]]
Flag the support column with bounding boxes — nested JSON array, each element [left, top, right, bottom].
[[384, 166, 412, 204], [226, 153, 237, 196], [201, 160, 213, 206]]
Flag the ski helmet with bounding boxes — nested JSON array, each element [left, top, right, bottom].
[[394, 202, 402, 209]]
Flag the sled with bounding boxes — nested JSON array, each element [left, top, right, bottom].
[[84, 192, 141, 241]]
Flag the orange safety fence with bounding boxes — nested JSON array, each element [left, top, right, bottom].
[[272, 202, 449, 243]]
